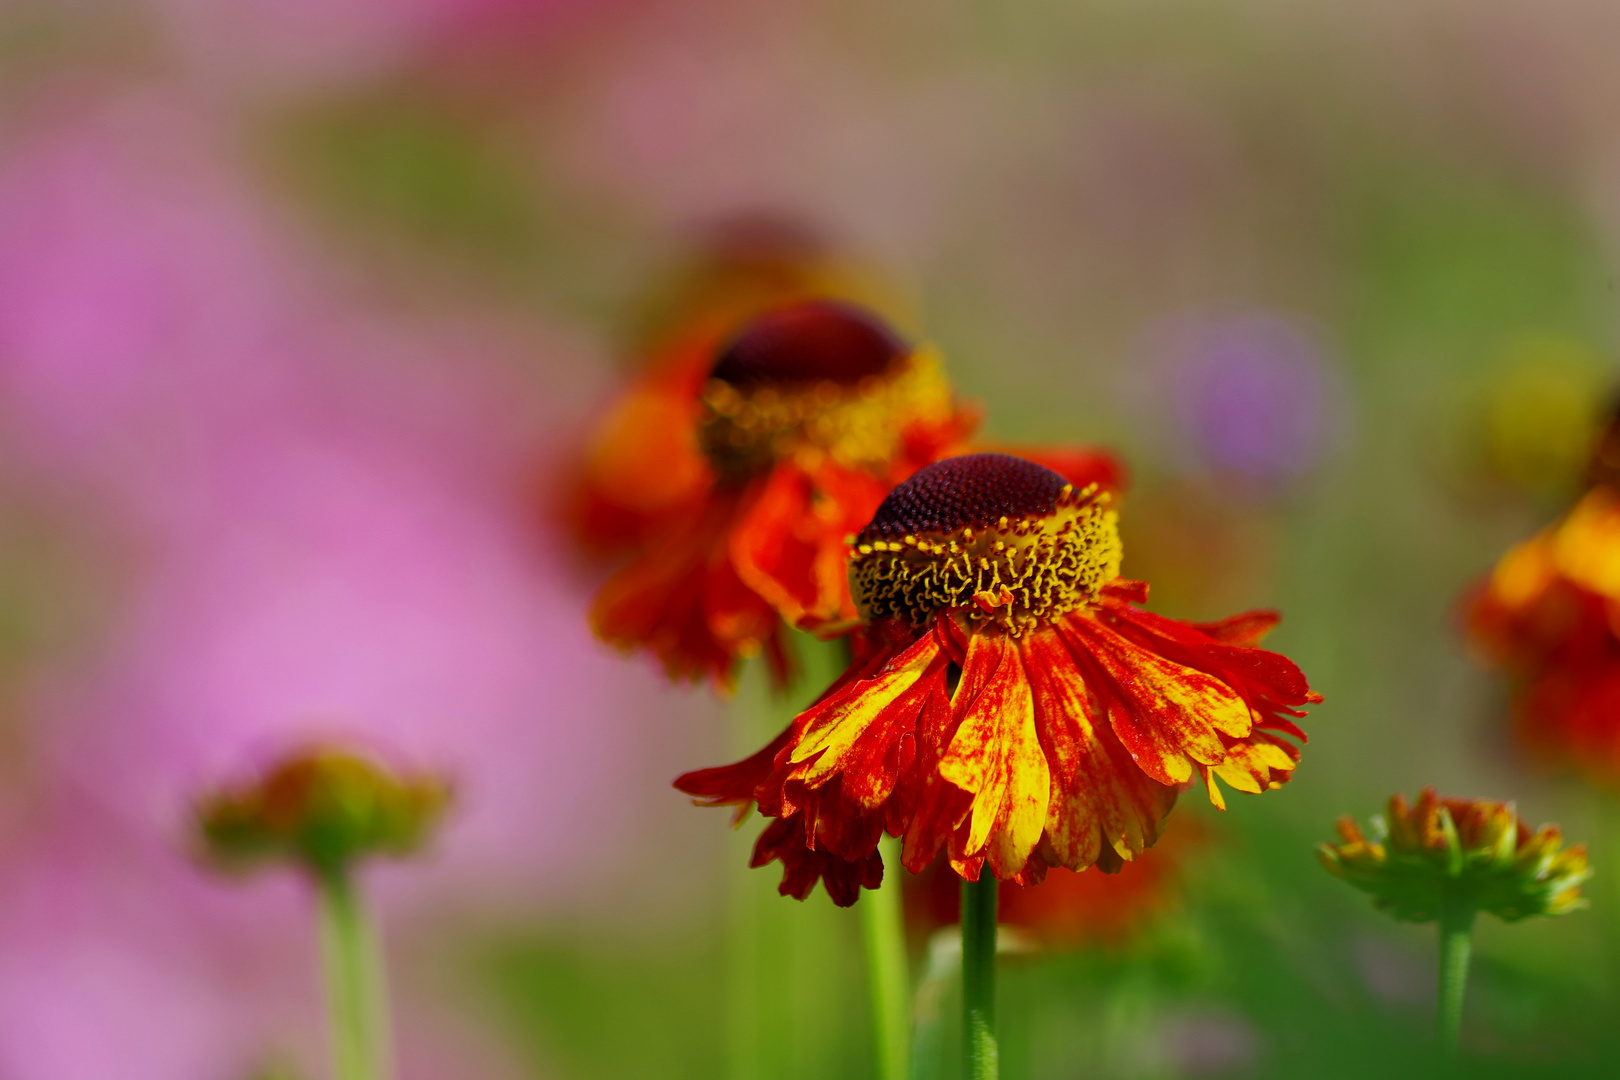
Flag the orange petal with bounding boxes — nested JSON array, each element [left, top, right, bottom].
[[1059, 614, 1251, 786], [1190, 610, 1281, 648], [1211, 730, 1300, 795], [1551, 487, 1620, 600], [788, 631, 949, 809], [938, 632, 1050, 879], [1022, 628, 1177, 870], [593, 500, 746, 689]]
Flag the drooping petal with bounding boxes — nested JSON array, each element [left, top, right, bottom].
[[1190, 610, 1281, 647], [1210, 729, 1300, 796], [592, 496, 760, 689], [1107, 602, 1312, 709], [731, 460, 884, 630], [674, 623, 917, 818], [703, 520, 782, 658], [936, 631, 1050, 879], [1021, 627, 1177, 872], [786, 630, 948, 804], [562, 364, 712, 553], [1057, 613, 1251, 786], [674, 724, 798, 817], [751, 812, 884, 907]]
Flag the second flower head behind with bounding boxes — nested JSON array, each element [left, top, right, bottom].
[[591, 300, 979, 690], [678, 453, 1319, 904]]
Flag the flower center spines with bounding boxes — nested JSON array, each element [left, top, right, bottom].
[[848, 479, 1122, 635]]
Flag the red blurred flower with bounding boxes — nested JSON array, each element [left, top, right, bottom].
[[588, 300, 978, 689], [677, 453, 1316, 903], [1464, 422, 1620, 780], [562, 219, 900, 557]]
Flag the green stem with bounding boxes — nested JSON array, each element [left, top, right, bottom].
[[961, 873, 998, 1080], [1435, 889, 1476, 1059], [861, 834, 911, 1080], [317, 866, 391, 1080], [908, 930, 959, 1080], [725, 825, 761, 1080]]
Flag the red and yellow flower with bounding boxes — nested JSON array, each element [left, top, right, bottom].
[[589, 299, 986, 689], [677, 452, 1317, 903], [1464, 417, 1620, 780], [562, 221, 903, 557]]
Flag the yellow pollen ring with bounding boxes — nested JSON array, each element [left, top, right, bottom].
[[697, 347, 954, 480], [849, 483, 1122, 634]]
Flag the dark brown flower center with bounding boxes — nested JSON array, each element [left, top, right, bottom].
[[710, 300, 905, 388], [858, 454, 1069, 543], [849, 455, 1121, 634]]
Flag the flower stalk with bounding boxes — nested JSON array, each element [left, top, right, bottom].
[[860, 834, 911, 1080], [317, 866, 391, 1080], [1321, 788, 1590, 1059], [194, 746, 448, 1080], [961, 873, 998, 1080], [1435, 887, 1475, 1058]]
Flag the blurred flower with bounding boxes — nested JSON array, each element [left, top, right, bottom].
[[1320, 788, 1589, 923], [562, 216, 906, 556], [1463, 407, 1620, 780], [1126, 311, 1344, 491], [1432, 337, 1609, 506], [677, 453, 1315, 903], [196, 745, 450, 877], [590, 299, 977, 690]]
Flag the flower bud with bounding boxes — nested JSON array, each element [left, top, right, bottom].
[[196, 746, 450, 877], [1319, 787, 1589, 922]]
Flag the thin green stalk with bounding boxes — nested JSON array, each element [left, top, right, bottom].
[[960, 873, 998, 1080], [861, 834, 911, 1080], [1435, 889, 1476, 1058], [725, 824, 763, 1080], [908, 930, 960, 1080], [316, 866, 391, 1080]]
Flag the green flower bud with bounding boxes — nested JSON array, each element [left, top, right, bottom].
[[1319, 787, 1589, 923], [196, 745, 450, 878]]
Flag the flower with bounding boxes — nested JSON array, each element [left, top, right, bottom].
[[562, 217, 896, 557], [1319, 788, 1589, 923], [676, 452, 1316, 903], [1464, 410, 1620, 779], [590, 299, 978, 689], [196, 745, 450, 877]]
